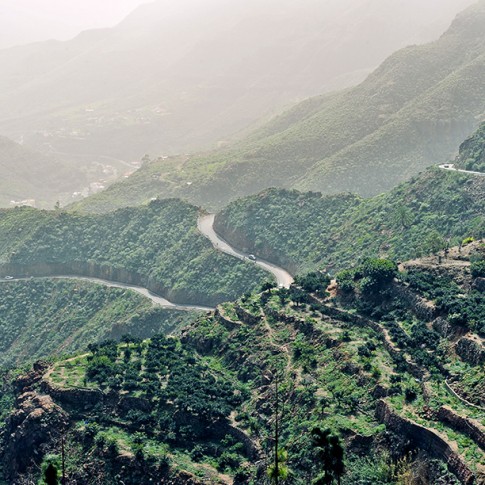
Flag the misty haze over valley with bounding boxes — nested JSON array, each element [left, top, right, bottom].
[[0, 2, 484, 484], [0, 0, 479, 207]]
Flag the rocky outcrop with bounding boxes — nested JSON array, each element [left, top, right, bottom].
[[14, 361, 49, 393], [376, 400, 477, 485], [1, 391, 69, 480], [392, 284, 436, 320], [455, 337, 485, 366], [235, 305, 261, 325], [40, 380, 103, 412], [433, 317, 465, 339], [214, 307, 240, 330]]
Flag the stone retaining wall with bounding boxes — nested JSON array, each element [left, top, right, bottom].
[[437, 406, 485, 452], [376, 400, 477, 485]]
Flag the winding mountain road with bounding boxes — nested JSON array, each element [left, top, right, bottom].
[[1, 215, 293, 311], [439, 163, 485, 177], [197, 213, 294, 288], [0, 275, 213, 312]]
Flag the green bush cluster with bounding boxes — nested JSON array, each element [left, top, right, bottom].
[[336, 258, 397, 295], [471, 260, 485, 278]]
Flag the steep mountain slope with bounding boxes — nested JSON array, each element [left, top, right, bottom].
[[456, 122, 485, 171], [0, 278, 192, 368], [0, 135, 85, 208], [79, 0, 485, 211], [2, 248, 484, 483], [0, 0, 476, 197], [214, 124, 485, 274], [0, 199, 267, 306], [185, 0, 485, 206]]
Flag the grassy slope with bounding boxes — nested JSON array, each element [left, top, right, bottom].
[[0, 199, 267, 305], [0, 279, 192, 368], [74, 1, 485, 212]]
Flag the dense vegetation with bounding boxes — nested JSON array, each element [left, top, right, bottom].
[[0, 279, 193, 368], [456, 122, 485, 172], [0, 198, 267, 305], [215, 166, 485, 274], [403, 262, 485, 338], [9, 335, 252, 484], [4, 246, 483, 484], [74, 1, 485, 212]]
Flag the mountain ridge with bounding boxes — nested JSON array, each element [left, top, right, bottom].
[[0, 0, 478, 208]]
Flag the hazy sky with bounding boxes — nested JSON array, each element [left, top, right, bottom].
[[0, 0, 150, 48]]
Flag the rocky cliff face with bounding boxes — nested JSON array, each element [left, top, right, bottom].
[[1, 391, 68, 480], [1, 362, 68, 480], [455, 337, 485, 367]]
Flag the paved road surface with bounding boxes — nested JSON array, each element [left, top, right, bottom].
[[197, 213, 294, 288], [1, 215, 293, 311], [439, 164, 485, 177], [0, 276, 213, 312]]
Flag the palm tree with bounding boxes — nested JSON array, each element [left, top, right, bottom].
[[392, 204, 414, 230], [311, 427, 345, 485], [267, 373, 290, 484], [44, 463, 58, 485]]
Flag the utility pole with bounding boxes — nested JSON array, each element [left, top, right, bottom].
[[61, 434, 66, 485], [274, 373, 279, 485]]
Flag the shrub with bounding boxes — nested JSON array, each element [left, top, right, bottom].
[[294, 271, 331, 295], [361, 258, 398, 284], [471, 260, 485, 278], [336, 269, 356, 293], [404, 388, 417, 403]]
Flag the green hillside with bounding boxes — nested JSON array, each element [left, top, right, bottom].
[[456, 122, 485, 171], [2, 247, 483, 484], [215, 168, 484, 275], [0, 279, 192, 368], [212, 123, 484, 274], [75, 0, 485, 212], [0, 0, 473, 182], [0, 199, 267, 306]]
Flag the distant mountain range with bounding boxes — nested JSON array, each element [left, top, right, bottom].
[[0, 0, 477, 205], [0, 0, 148, 49], [74, 0, 485, 212]]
